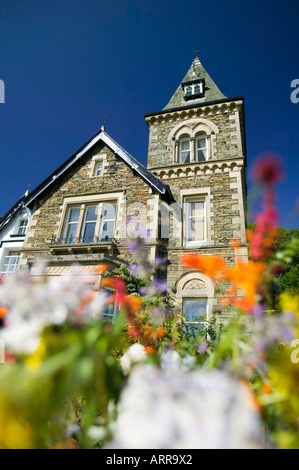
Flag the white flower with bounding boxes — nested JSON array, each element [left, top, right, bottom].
[[108, 365, 264, 449], [120, 344, 147, 374]]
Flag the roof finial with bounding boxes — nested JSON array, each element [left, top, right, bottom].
[[195, 49, 199, 59], [101, 114, 107, 131]]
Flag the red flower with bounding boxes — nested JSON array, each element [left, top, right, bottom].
[[250, 153, 283, 185]]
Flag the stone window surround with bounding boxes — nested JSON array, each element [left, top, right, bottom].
[[168, 118, 219, 164], [180, 187, 214, 248], [88, 153, 109, 178], [174, 271, 217, 322], [56, 191, 124, 242]]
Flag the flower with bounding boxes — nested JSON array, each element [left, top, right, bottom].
[[250, 153, 283, 185], [108, 365, 264, 449], [120, 344, 147, 374], [181, 253, 226, 280]]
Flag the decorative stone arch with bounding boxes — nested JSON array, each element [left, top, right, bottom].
[[173, 271, 217, 321], [168, 118, 219, 163]]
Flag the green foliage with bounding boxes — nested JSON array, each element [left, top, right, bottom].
[[103, 263, 149, 294], [272, 227, 299, 295]]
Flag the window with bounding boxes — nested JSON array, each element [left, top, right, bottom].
[[178, 134, 209, 164], [183, 297, 207, 333], [62, 201, 117, 244], [102, 287, 118, 321], [185, 198, 206, 245], [183, 80, 204, 100], [1, 252, 20, 276], [195, 136, 208, 161], [94, 161, 103, 176], [179, 137, 191, 163], [17, 218, 28, 235]]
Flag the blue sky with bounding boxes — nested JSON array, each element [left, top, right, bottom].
[[0, 0, 298, 228]]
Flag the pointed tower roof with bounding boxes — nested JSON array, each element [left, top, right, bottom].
[[163, 53, 226, 110]]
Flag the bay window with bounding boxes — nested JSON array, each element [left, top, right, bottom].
[[62, 201, 117, 244]]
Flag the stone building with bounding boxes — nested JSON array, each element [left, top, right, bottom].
[[0, 191, 31, 278], [18, 54, 248, 325]]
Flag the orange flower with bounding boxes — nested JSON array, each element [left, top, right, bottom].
[[97, 264, 108, 274], [182, 253, 226, 280], [101, 277, 126, 306], [0, 307, 8, 319], [155, 326, 166, 339], [145, 346, 156, 355], [225, 261, 265, 311], [127, 325, 141, 339], [261, 382, 272, 395], [124, 295, 142, 313]]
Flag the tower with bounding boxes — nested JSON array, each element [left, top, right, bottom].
[[145, 54, 248, 321]]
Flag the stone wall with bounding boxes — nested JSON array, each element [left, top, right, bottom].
[[20, 142, 160, 270]]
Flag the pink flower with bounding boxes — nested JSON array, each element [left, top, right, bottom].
[[250, 153, 283, 185]]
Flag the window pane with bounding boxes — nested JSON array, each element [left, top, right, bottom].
[[65, 207, 80, 243], [102, 288, 117, 321], [65, 224, 77, 243], [18, 219, 28, 235], [183, 298, 207, 323], [102, 202, 116, 220], [189, 219, 205, 242], [186, 200, 205, 243], [2, 252, 20, 274], [179, 139, 191, 164], [101, 221, 115, 240], [194, 84, 202, 94], [185, 86, 192, 96], [196, 137, 207, 162], [99, 203, 116, 241], [94, 162, 103, 176], [82, 223, 96, 243], [85, 205, 97, 222], [190, 201, 204, 218], [68, 208, 80, 223]]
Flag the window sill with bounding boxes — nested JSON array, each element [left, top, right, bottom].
[[50, 238, 117, 255]]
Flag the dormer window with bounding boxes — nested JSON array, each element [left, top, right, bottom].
[[182, 79, 205, 101]]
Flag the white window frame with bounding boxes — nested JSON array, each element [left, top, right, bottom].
[[17, 218, 28, 235], [195, 135, 208, 162], [94, 160, 103, 177], [181, 188, 212, 248], [62, 202, 117, 244], [1, 251, 20, 276], [182, 297, 208, 330], [184, 197, 206, 246], [183, 82, 204, 98], [57, 192, 124, 244], [179, 137, 191, 164], [102, 287, 118, 321]]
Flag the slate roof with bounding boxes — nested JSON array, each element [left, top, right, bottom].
[[163, 56, 226, 110], [0, 129, 168, 230]]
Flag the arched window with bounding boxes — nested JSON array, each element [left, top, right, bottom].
[[195, 135, 208, 161], [179, 137, 191, 163], [174, 272, 216, 334]]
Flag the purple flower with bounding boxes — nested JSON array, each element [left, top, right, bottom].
[[127, 241, 138, 253], [198, 341, 208, 354], [151, 278, 167, 293], [129, 263, 138, 274], [138, 287, 147, 296]]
